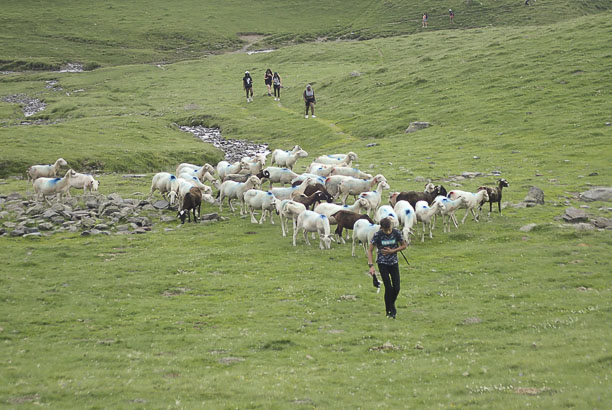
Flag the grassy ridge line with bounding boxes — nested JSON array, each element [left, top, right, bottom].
[[1, 0, 611, 69]]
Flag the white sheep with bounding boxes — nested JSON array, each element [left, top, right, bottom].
[[374, 205, 400, 228], [338, 174, 387, 205], [68, 172, 100, 195], [276, 199, 307, 237], [415, 200, 444, 242], [178, 173, 213, 195], [218, 175, 261, 214], [293, 210, 333, 250], [176, 163, 216, 180], [217, 160, 245, 180], [176, 179, 214, 209], [324, 174, 353, 198], [243, 189, 278, 224], [262, 167, 299, 188], [393, 200, 416, 244], [290, 173, 326, 187], [27, 158, 68, 184], [270, 146, 308, 169], [270, 178, 311, 200], [432, 196, 467, 232], [33, 169, 76, 203], [314, 197, 370, 242], [447, 189, 490, 224], [239, 154, 267, 175], [313, 152, 358, 166], [330, 166, 372, 179], [358, 180, 391, 215], [352, 219, 380, 257], [149, 172, 179, 205], [306, 163, 335, 177]]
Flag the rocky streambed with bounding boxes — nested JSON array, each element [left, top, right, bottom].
[[179, 125, 269, 163]]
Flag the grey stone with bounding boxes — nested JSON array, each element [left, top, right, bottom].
[[7, 192, 22, 200], [134, 228, 147, 234], [405, 121, 430, 133], [26, 204, 45, 215], [350, 71, 361, 77], [38, 222, 54, 231], [67, 225, 78, 233], [153, 200, 169, 210], [3, 221, 16, 228], [81, 217, 96, 228], [519, 223, 537, 232], [0, 211, 8, 219], [563, 207, 588, 223], [524, 186, 545, 205], [94, 224, 109, 230], [81, 231, 91, 236], [200, 213, 220, 221], [590, 217, 612, 229], [51, 216, 65, 224], [10, 229, 25, 237], [366, 143, 378, 147], [579, 187, 612, 202], [24, 227, 39, 234], [141, 204, 155, 211], [160, 215, 176, 222], [461, 171, 483, 179], [107, 193, 123, 203], [86, 200, 99, 209], [116, 225, 130, 232], [573, 223, 595, 231], [23, 232, 43, 239], [414, 176, 426, 183], [42, 209, 59, 219]]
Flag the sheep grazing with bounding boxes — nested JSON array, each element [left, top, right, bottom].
[[388, 184, 447, 208], [331, 210, 374, 242], [352, 219, 380, 257], [276, 199, 307, 237], [177, 187, 202, 224], [358, 180, 391, 215], [243, 189, 278, 224], [293, 210, 333, 250], [216, 160, 245, 180], [306, 163, 335, 177], [218, 175, 261, 214], [330, 166, 372, 179], [262, 167, 299, 188], [271, 178, 311, 200], [27, 158, 68, 184], [178, 174, 213, 195], [447, 189, 489, 224], [432, 196, 467, 232], [176, 162, 215, 176], [478, 178, 509, 215], [33, 169, 76, 203], [302, 183, 334, 206], [68, 172, 100, 195], [414, 200, 444, 242], [338, 174, 387, 205], [314, 152, 358, 167], [393, 200, 416, 244], [270, 146, 308, 169], [149, 172, 179, 205]]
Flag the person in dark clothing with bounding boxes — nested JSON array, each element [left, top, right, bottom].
[[449, 9, 454, 24], [243, 71, 254, 102], [303, 84, 316, 118], [272, 72, 282, 101], [367, 217, 407, 319], [264, 68, 273, 96]]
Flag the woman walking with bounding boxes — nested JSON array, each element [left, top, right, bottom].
[[272, 72, 282, 101], [367, 217, 407, 319], [243, 71, 254, 102], [264, 68, 273, 96], [303, 84, 316, 118]]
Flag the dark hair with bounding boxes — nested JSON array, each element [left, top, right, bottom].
[[266, 68, 272, 74], [380, 217, 392, 230]]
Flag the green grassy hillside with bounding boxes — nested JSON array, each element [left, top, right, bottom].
[[0, 2, 611, 408]]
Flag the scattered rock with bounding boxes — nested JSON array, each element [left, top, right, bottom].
[[579, 187, 612, 202], [519, 223, 537, 232], [366, 143, 378, 147], [405, 121, 430, 133], [523, 186, 544, 206], [590, 217, 612, 229], [23, 232, 43, 239], [414, 176, 426, 183], [461, 171, 483, 179], [180, 126, 268, 163], [153, 200, 169, 210], [349, 71, 361, 77], [200, 213, 220, 221], [562, 208, 588, 223], [38, 222, 54, 231]]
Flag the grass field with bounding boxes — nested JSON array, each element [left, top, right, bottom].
[[1, 0, 611, 407]]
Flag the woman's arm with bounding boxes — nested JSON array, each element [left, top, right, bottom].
[[367, 243, 376, 275]]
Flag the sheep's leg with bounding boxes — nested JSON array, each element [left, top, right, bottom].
[[351, 237, 356, 257], [428, 221, 433, 239], [497, 201, 502, 215], [280, 215, 287, 237], [250, 207, 258, 224], [340, 192, 349, 205], [450, 213, 459, 229], [472, 208, 479, 223], [228, 198, 235, 213], [303, 230, 311, 246], [218, 194, 224, 212], [461, 208, 469, 224], [257, 208, 265, 224], [292, 226, 298, 246], [421, 222, 426, 242]]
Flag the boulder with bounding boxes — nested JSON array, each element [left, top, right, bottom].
[[38, 222, 54, 231], [579, 187, 612, 202], [23, 232, 43, 239], [153, 200, 169, 210], [405, 121, 430, 133], [201, 213, 220, 221], [523, 186, 544, 205], [562, 207, 588, 223], [590, 217, 612, 229], [42, 210, 59, 219], [26, 204, 45, 215], [10, 228, 25, 237], [519, 223, 537, 232]]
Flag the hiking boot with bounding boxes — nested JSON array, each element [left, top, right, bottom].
[[305, 115, 308, 119], [311, 115, 316, 118]]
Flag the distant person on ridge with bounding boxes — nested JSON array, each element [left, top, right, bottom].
[[243, 71, 254, 103], [272, 72, 282, 101], [264, 68, 273, 96], [303, 84, 316, 118], [422, 12, 428, 28], [449, 9, 454, 24]]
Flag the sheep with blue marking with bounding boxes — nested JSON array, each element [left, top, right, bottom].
[[293, 210, 333, 249], [149, 172, 179, 205], [33, 168, 76, 203], [27, 158, 68, 184], [243, 189, 279, 224]]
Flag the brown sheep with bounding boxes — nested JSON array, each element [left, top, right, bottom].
[[178, 187, 202, 223]]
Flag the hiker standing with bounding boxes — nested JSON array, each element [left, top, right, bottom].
[[449, 9, 454, 24], [264, 68, 273, 96], [422, 12, 428, 28], [303, 84, 316, 118], [272, 72, 282, 101], [367, 217, 407, 319], [243, 71, 254, 102]]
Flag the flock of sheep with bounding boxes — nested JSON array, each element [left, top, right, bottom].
[[146, 145, 510, 255], [27, 158, 100, 202]]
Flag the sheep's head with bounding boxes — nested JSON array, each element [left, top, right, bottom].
[[499, 178, 509, 188], [374, 174, 387, 183], [168, 190, 177, 205], [380, 181, 390, 190], [247, 175, 261, 188], [57, 158, 68, 167], [177, 209, 187, 224], [91, 179, 100, 191], [204, 163, 215, 175], [424, 183, 436, 193], [296, 149, 308, 158], [347, 152, 358, 161], [388, 192, 400, 206], [64, 169, 76, 179], [320, 234, 332, 249]]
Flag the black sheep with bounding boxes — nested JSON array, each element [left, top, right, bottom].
[[178, 187, 202, 223], [478, 179, 509, 215]]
